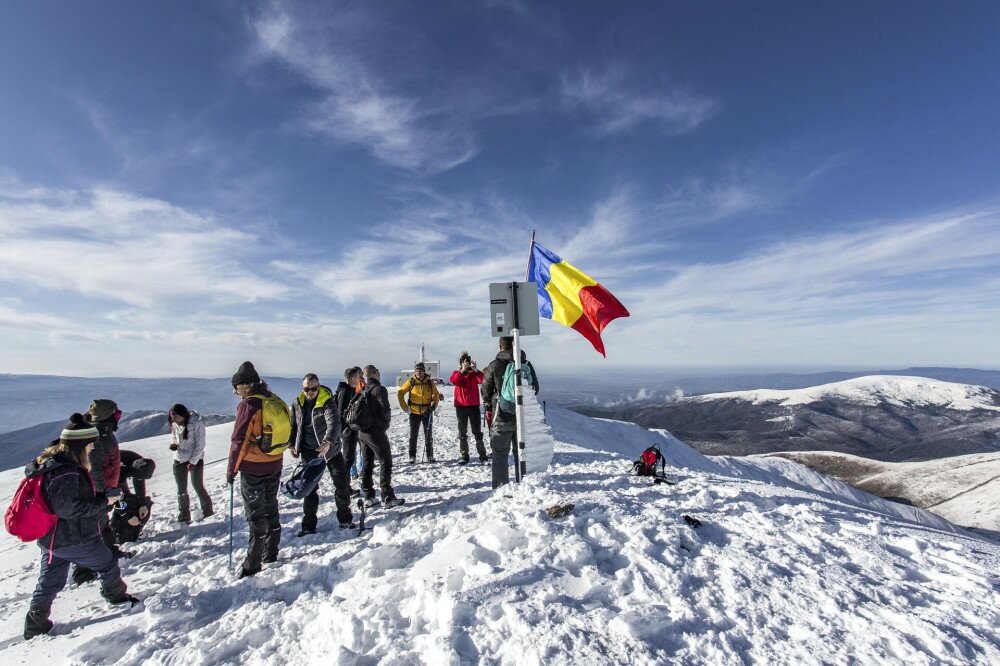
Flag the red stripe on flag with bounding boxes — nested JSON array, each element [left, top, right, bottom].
[[571, 315, 606, 356], [579, 284, 630, 334]]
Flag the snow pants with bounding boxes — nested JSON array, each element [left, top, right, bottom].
[[173, 459, 213, 522], [455, 405, 487, 461], [489, 415, 517, 489], [240, 471, 281, 573], [359, 428, 396, 500], [299, 447, 353, 530], [341, 427, 362, 478], [407, 411, 433, 459], [31, 538, 128, 610]]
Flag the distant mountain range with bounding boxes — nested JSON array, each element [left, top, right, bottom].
[[579, 375, 1000, 462], [0, 410, 233, 471]]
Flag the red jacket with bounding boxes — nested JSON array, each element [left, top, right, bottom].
[[450, 369, 484, 407]]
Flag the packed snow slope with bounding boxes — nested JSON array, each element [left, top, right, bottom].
[[763, 450, 1000, 537], [0, 389, 997, 665]]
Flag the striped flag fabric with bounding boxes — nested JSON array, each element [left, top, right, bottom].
[[527, 241, 630, 356]]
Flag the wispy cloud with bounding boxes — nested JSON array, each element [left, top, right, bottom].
[[248, 3, 478, 173], [0, 185, 290, 309], [561, 66, 717, 135]]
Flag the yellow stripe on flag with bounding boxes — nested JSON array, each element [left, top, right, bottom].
[[544, 260, 598, 328]]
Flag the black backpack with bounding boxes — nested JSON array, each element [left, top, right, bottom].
[[111, 494, 153, 543], [344, 388, 375, 432], [632, 445, 672, 484]]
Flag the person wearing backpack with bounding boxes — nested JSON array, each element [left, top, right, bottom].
[[168, 404, 213, 523], [355, 366, 403, 509], [73, 399, 124, 585], [450, 352, 487, 465], [227, 361, 288, 578], [481, 336, 540, 489], [335, 367, 364, 490], [21, 414, 138, 640], [397, 362, 441, 464], [288, 373, 354, 536]]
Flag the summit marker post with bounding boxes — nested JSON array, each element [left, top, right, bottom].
[[488, 281, 539, 482]]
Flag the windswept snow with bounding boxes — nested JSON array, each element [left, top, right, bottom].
[[690, 375, 1000, 411], [0, 389, 996, 664]]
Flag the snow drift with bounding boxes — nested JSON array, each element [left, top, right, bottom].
[[0, 388, 996, 664]]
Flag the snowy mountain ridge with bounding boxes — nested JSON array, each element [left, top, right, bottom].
[[690, 374, 1000, 411], [0, 389, 996, 664]]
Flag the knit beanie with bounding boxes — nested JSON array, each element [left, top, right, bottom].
[[88, 399, 118, 422], [231, 361, 261, 388], [414, 362, 426, 371], [61, 413, 99, 453]]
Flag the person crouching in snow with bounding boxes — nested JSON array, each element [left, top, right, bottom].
[[168, 404, 214, 523], [23, 414, 138, 640], [227, 361, 284, 578]]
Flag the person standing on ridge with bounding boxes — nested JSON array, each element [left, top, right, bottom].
[[482, 336, 540, 489], [227, 361, 286, 578], [357, 366, 403, 508], [397, 362, 441, 464], [73, 399, 124, 584], [288, 373, 354, 536], [335, 367, 364, 492], [22, 414, 138, 640], [450, 351, 487, 465], [168, 404, 214, 523]]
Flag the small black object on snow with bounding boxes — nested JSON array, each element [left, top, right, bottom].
[[682, 514, 702, 529]]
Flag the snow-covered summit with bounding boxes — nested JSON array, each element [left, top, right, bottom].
[[0, 388, 996, 664], [690, 374, 1000, 411]]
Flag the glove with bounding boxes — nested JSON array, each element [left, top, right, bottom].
[[226, 472, 236, 485], [169, 443, 179, 451], [187, 463, 194, 472], [485, 411, 492, 428]]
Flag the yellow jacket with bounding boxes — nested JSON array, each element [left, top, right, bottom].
[[397, 375, 441, 415]]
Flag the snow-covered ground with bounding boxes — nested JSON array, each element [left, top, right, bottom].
[[0, 388, 997, 664], [689, 375, 1000, 411], [763, 450, 1000, 536]]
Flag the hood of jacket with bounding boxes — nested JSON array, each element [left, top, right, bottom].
[[24, 452, 76, 479], [297, 385, 333, 408]]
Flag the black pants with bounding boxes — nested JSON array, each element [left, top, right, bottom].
[[359, 429, 395, 500], [342, 427, 361, 477], [118, 474, 146, 499], [455, 405, 487, 460], [300, 447, 353, 529], [173, 459, 213, 521], [32, 538, 127, 611], [240, 471, 281, 573], [408, 411, 433, 458]]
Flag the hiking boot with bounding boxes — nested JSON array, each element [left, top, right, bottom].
[[23, 606, 52, 640], [202, 508, 214, 519], [479, 456, 489, 466], [296, 528, 316, 538], [72, 567, 98, 586], [460, 457, 470, 465], [350, 488, 361, 498], [427, 456, 436, 463], [382, 496, 405, 509], [339, 521, 357, 529], [177, 515, 191, 525], [364, 496, 380, 509], [407, 457, 416, 465], [238, 566, 259, 579]]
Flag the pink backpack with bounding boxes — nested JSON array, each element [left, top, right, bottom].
[[5, 476, 58, 542]]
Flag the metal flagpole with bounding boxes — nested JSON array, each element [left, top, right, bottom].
[[510, 282, 527, 482]]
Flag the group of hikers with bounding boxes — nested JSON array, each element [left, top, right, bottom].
[[14, 335, 538, 640]]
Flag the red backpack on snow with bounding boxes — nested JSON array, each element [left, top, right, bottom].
[[5, 476, 58, 542]]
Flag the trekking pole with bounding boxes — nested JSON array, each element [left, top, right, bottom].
[[228, 482, 234, 570]]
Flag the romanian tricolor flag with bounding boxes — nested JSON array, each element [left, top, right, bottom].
[[527, 242, 630, 356]]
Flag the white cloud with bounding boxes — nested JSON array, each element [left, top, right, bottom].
[[0, 186, 290, 309], [248, 3, 478, 173], [561, 67, 717, 135]]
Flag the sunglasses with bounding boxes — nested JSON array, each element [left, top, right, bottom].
[[303, 386, 320, 393]]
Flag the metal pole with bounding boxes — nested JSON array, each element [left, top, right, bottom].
[[510, 281, 527, 482], [228, 482, 234, 570]]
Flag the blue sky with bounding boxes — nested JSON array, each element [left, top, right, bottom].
[[1, 1, 998, 378]]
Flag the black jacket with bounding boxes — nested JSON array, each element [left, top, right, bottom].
[[89, 419, 120, 493], [334, 382, 354, 418], [482, 350, 514, 417], [363, 379, 392, 433], [288, 385, 341, 452], [24, 453, 108, 550]]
